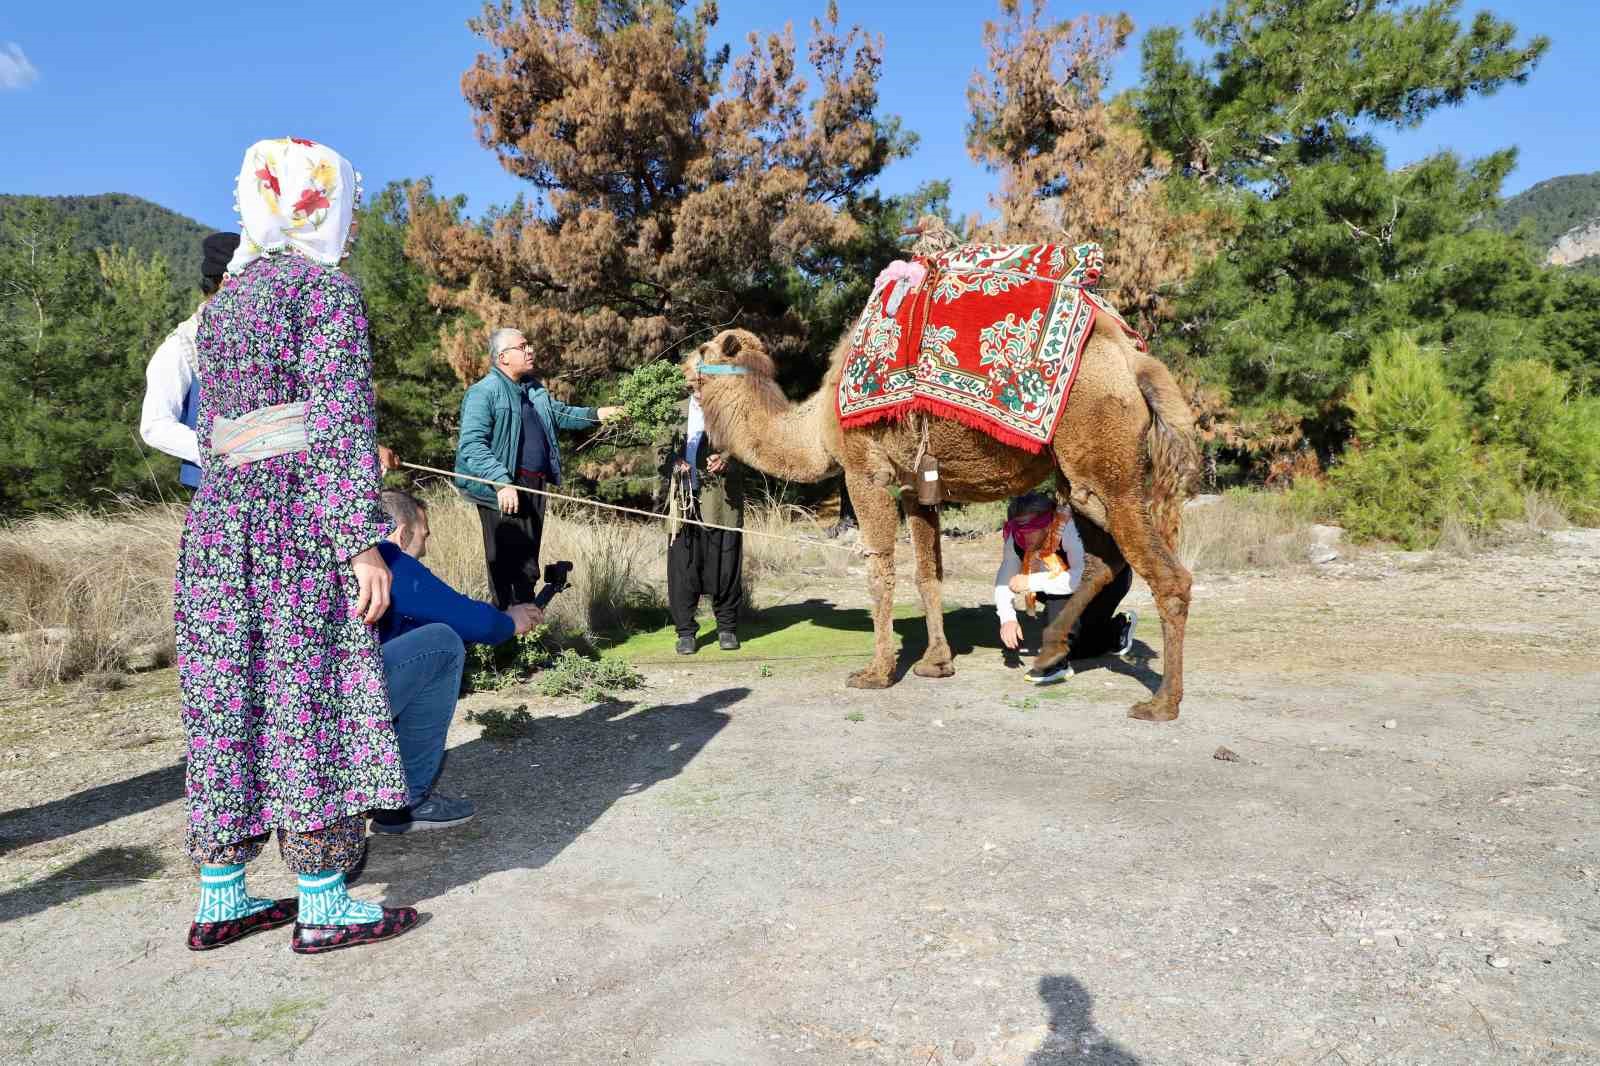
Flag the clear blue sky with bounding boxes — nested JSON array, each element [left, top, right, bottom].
[[1, 1, 1593, 232]]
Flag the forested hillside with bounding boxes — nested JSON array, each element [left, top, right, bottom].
[[1495, 171, 1600, 266], [0, 193, 213, 290]]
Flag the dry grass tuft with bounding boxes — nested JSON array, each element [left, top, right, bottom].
[[742, 495, 853, 582], [1178, 489, 1322, 573], [0, 500, 183, 687], [0, 485, 856, 688], [418, 486, 665, 640], [1518, 490, 1570, 533]]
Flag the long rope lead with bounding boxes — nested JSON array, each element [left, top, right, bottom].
[[398, 461, 862, 555]]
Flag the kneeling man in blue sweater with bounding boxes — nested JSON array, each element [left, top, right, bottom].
[[371, 490, 543, 833]]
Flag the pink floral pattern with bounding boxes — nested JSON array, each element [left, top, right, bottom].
[[178, 254, 406, 860]]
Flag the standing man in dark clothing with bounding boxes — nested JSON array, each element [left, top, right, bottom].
[[661, 381, 746, 655], [454, 327, 622, 607]]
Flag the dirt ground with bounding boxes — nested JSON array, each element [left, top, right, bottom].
[[1, 526, 1597, 1065]]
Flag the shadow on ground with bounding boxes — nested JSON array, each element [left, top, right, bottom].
[[1027, 974, 1141, 1065], [0, 762, 185, 856], [0, 844, 166, 924], [368, 686, 743, 905], [610, 599, 1163, 689], [612, 598, 995, 674]]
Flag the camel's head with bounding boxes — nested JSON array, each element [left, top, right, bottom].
[[683, 328, 778, 388], [905, 213, 961, 258]]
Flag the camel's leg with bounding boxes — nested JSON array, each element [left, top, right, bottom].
[[1101, 496, 1191, 721], [846, 473, 900, 689], [1029, 553, 1119, 673], [906, 504, 954, 679]]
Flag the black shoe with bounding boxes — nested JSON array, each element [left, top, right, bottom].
[[186, 899, 298, 952], [675, 635, 698, 655], [718, 631, 740, 651], [1025, 659, 1073, 685], [290, 907, 420, 955], [370, 793, 475, 835]]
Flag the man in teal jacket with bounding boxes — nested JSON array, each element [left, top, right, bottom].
[[455, 327, 622, 606]]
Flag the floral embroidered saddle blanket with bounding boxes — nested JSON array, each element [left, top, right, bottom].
[[836, 242, 1145, 453]]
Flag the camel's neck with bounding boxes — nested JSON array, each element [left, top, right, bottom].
[[705, 381, 839, 484]]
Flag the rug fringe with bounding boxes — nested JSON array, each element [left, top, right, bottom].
[[839, 397, 1049, 454]]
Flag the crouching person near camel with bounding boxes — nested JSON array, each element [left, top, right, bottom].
[[367, 490, 543, 835], [996, 493, 1137, 684]]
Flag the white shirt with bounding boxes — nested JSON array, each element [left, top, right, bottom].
[[139, 307, 203, 465], [993, 510, 1086, 624], [685, 396, 707, 488]]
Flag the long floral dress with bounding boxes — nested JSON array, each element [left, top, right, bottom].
[[176, 253, 407, 868]]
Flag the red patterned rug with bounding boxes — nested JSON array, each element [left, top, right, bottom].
[[836, 242, 1145, 453]]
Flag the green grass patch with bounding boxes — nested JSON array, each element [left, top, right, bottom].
[[601, 602, 1000, 666]]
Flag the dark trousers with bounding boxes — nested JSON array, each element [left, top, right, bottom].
[[668, 527, 743, 638], [1037, 564, 1133, 659], [475, 492, 546, 609]]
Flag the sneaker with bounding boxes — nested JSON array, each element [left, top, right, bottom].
[[718, 631, 740, 651], [369, 793, 476, 835], [1025, 660, 1074, 685], [675, 635, 698, 655], [1115, 611, 1138, 658]]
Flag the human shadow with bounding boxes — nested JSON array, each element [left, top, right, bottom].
[[368, 687, 743, 904], [0, 762, 185, 856], [1026, 974, 1141, 1065], [0, 844, 165, 925]]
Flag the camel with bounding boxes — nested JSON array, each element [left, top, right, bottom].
[[684, 271, 1199, 722]]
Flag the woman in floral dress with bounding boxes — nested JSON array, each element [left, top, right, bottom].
[[176, 137, 418, 954]]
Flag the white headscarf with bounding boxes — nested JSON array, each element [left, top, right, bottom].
[[227, 137, 362, 275]]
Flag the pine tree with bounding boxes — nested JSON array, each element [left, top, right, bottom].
[[408, 0, 915, 394], [1135, 0, 1550, 441], [347, 181, 468, 471]]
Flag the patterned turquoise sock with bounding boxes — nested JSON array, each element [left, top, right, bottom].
[[296, 870, 383, 926], [195, 863, 276, 924]]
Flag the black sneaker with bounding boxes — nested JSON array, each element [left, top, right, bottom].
[[718, 631, 740, 651], [370, 793, 476, 835], [1025, 660, 1073, 686], [1115, 611, 1138, 658], [675, 635, 698, 655]]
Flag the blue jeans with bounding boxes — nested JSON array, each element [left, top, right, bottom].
[[381, 623, 467, 807]]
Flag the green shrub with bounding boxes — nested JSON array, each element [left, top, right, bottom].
[[1329, 438, 1521, 549], [1484, 358, 1600, 523], [535, 649, 643, 701], [463, 627, 557, 693], [1329, 333, 1520, 548], [613, 360, 688, 448]]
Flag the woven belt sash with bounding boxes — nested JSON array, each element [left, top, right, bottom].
[[211, 402, 309, 468]]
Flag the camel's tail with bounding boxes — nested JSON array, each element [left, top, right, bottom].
[[1135, 354, 1200, 553]]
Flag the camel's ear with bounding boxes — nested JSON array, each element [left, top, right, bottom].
[[718, 331, 744, 360]]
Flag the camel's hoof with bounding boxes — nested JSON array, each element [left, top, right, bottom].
[[1128, 698, 1179, 722], [847, 669, 892, 690], [912, 660, 955, 679]]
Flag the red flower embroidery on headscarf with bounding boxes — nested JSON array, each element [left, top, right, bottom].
[[290, 137, 317, 146], [255, 167, 281, 196], [292, 187, 331, 216]]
